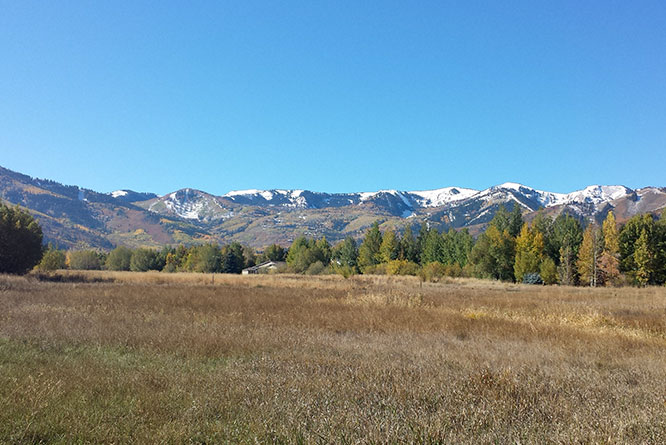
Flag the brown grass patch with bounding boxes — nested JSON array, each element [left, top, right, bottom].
[[1, 271, 665, 443]]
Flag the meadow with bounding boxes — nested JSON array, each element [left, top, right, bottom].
[[1, 271, 665, 443]]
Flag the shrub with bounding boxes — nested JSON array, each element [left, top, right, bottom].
[[540, 257, 558, 285], [130, 248, 160, 272], [523, 272, 543, 285], [68, 250, 102, 270], [37, 248, 66, 271], [106, 246, 133, 271], [305, 261, 327, 275], [386, 260, 420, 276], [419, 262, 447, 282]]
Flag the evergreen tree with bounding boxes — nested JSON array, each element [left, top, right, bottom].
[[358, 222, 383, 271], [553, 215, 584, 285], [420, 229, 443, 265], [490, 205, 510, 233], [333, 236, 359, 270], [221, 242, 245, 274], [577, 224, 603, 287], [508, 204, 524, 238], [618, 214, 666, 284], [262, 244, 287, 262], [452, 228, 475, 267], [416, 222, 429, 263], [398, 225, 419, 263], [314, 236, 332, 265]]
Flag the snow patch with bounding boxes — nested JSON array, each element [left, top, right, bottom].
[[111, 190, 128, 198]]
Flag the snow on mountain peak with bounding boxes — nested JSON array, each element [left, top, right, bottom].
[[111, 190, 128, 198], [409, 187, 479, 207]]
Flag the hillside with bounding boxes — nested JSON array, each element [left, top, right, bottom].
[[1, 165, 664, 249]]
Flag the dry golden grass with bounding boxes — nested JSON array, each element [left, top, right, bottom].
[[1, 271, 665, 443]]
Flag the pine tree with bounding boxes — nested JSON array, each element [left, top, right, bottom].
[[399, 225, 419, 263], [554, 215, 583, 285], [577, 224, 603, 287], [508, 204, 524, 238], [333, 236, 359, 269], [358, 222, 383, 271]]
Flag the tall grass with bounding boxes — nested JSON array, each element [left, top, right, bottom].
[[1, 271, 664, 443]]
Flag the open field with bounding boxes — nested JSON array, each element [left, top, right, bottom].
[[1, 272, 665, 443]]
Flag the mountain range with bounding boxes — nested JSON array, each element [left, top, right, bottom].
[[1, 165, 665, 250]]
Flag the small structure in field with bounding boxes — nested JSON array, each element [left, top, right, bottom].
[[242, 261, 286, 275]]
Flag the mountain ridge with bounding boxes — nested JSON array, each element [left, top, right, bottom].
[[1, 165, 664, 249]]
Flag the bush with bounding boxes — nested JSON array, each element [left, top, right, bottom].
[[362, 263, 388, 275], [419, 262, 447, 282], [333, 264, 356, 279], [386, 260, 420, 276], [106, 246, 133, 271], [68, 250, 102, 270], [540, 257, 558, 285], [130, 248, 160, 272], [0, 203, 44, 274], [305, 261, 327, 275], [523, 273, 543, 285], [37, 248, 66, 271]]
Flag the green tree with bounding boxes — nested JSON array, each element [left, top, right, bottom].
[[532, 211, 557, 263], [398, 225, 419, 263], [420, 229, 443, 265], [540, 257, 558, 285], [0, 203, 44, 274], [553, 215, 583, 285], [261, 244, 286, 262], [619, 214, 666, 285], [333, 236, 359, 270], [106, 246, 133, 271], [508, 204, 524, 238], [221, 242, 245, 274], [358, 222, 383, 271], [130, 248, 160, 272], [470, 225, 515, 281], [68, 250, 102, 270]]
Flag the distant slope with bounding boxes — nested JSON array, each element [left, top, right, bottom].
[[1, 165, 664, 249]]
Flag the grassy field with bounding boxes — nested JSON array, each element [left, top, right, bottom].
[[1, 272, 665, 444]]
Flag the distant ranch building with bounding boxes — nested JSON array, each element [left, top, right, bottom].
[[242, 261, 286, 275]]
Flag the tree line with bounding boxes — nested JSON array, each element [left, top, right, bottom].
[[2, 201, 666, 286]]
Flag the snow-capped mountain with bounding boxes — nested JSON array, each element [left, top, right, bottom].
[[2, 164, 664, 249]]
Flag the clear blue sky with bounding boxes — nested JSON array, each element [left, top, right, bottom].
[[1, 1, 665, 195]]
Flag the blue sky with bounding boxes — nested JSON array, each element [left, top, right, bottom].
[[1, 1, 665, 195]]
